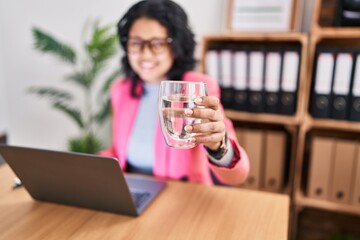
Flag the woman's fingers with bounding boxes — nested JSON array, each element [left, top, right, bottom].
[[194, 96, 219, 110], [185, 108, 223, 121], [191, 132, 224, 145], [185, 121, 225, 134]]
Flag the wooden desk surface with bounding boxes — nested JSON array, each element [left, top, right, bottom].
[[0, 165, 289, 240]]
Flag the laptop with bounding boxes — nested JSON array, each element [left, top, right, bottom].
[[0, 144, 166, 216]]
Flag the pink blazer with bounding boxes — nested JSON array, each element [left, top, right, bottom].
[[100, 71, 249, 185]]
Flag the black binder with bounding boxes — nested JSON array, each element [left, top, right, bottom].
[[279, 48, 300, 115], [232, 48, 248, 111], [310, 49, 335, 119], [335, 0, 360, 27], [349, 53, 360, 121], [219, 48, 234, 109], [330, 52, 354, 120], [264, 48, 282, 114], [248, 47, 265, 113]]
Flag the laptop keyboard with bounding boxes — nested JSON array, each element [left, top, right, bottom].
[[130, 190, 151, 209]]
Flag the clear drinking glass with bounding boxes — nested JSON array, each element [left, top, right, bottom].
[[158, 80, 208, 149]]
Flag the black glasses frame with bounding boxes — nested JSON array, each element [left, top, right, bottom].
[[122, 37, 173, 54]]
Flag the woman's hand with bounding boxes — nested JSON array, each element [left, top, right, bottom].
[[184, 96, 226, 151]]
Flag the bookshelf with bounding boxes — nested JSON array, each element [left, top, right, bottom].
[[292, 0, 360, 239], [200, 33, 308, 206], [201, 1, 360, 238]]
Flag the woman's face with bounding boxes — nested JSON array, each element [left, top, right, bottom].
[[127, 17, 174, 84]]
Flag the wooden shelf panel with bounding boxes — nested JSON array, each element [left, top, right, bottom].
[[202, 32, 307, 44], [313, 27, 360, 37], [304, 114, 360, 133], [296, 192, 360, 217], [225, 110, 300, 126]]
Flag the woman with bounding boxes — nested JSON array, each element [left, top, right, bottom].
[[100, 0, 249, 185]]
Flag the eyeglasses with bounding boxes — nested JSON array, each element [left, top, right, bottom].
[[125, 37, 173, 54]]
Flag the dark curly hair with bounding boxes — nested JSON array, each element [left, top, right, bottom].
[[117, 0, 196, 97]]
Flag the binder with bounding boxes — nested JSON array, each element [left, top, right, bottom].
[[240, 129, 264, 189], [263, 131, 286, 192], [330, 139, 357, 204], [311, 52, 335, 118], [307, 137, 335, 200], [248, 50, 265, 113], [219, 49, 233, 109], [331, 53, 353, 120], [351, 142, 360, 207], [233, 50, 248, 111], [264, 51, 282, 114], [205, 49, 220, 83], [280, 50, 300, 115], [349, 53, 360, 121]]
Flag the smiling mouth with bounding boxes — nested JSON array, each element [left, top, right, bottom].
[[140, 62, 155, 71]]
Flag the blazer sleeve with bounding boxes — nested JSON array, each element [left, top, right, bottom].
[[184, 71, 250, 185], [97, 78, 126, 158]]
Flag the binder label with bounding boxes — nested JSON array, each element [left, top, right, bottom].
[[281, 51, 299, 92], [333, 53, 353, 95], [233, 51, 247, 90], [220, 50, 233, 88], [249, 51, 264, 91], [315, 53, 334, 94], [265, 52, 281, 92], [205, 50, 219, 84]]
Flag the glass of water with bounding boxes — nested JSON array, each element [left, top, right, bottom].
[[158, 80, 207, 149]]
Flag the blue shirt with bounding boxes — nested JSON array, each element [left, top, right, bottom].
[[126, 82, 159, 174]]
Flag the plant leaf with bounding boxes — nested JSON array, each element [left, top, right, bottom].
[[52, 102, 84, 129], [94, 98, 111, 125], [68, 133, 102, 154], [86, 24, 118, 66], [32, 27, 77, 64], [66, 71, 93, 89], [28, 87, 73, 102]]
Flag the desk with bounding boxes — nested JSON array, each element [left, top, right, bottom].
[[0, 165, 289, 239]]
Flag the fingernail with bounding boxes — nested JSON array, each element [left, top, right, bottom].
[[184, 125, 192, 132], [190, 137, 196, 143], [185, 109, 193, 116], [194, 97, 203, 104]]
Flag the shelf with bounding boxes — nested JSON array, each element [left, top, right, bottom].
[[296, 192, 360, 217], [312, 27, 360, 38], [303, 114, 360, 133], [203, 32, 307, 43], [225, 110, 300, 126], [312, 0, 360, 37]]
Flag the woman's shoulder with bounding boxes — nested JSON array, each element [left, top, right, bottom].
[[111, 77, 132, 94]]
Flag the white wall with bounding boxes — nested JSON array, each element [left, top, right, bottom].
[[0, 0, 226, 150], [0, 30, 7, 134]]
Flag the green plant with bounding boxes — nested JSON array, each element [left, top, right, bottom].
[[30, 20, 121, 154]]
